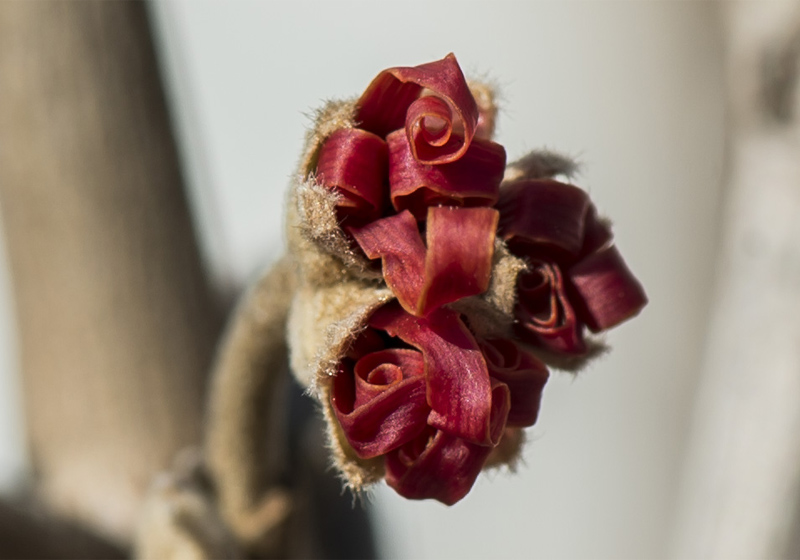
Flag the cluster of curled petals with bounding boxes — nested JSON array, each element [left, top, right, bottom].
[[315, 54, 506, 317], [330, 302, 548, 504], [308, 54, 647, 505], [497, 180, 648, 357]]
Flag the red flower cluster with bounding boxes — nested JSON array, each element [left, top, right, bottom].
[[330, 302, 548, 505], [497, 181, 648, 356], [314, 54, 647, 504]]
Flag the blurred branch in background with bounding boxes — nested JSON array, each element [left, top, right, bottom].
[[0, 1, 377, 557], [0, 0, 224, 547], [0, 500, 124, 559], [671, 2, 800, 559]]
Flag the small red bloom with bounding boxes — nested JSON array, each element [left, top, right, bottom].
[[330, 302, 548, 504], [498, 179, 648, 356], [315, 54, 503, 318]]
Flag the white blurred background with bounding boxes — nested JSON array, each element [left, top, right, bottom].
[[0, 2, 731, 558]]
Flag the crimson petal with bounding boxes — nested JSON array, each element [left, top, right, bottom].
[[405, 96, 453, 147], [516, 262, 587, 355], [349, 211, 426, 315], [384, 427, 493, 505], [332, 350, 430, 459], [370, 303, 508, 446], [353, 348, 425, 406], [355, 53, 478, 165], [498, 179, 591, 258], [417, 207, 498, 316], [568, 245, 648, 331], [387, 129, 505, 219], [316, 128, 388, 222], [351, 208, 497, 317], [480, 339, 549, 427]]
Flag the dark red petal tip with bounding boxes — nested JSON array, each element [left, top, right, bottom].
[[498, 179, 591, 257], [384, 428, 493, 505], [568, 245, 648, 332]]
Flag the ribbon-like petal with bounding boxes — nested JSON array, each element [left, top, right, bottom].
[[316, 128, 388, 223], [332, 349, 430, 459], [384, 427, 493, 505], [349, 210, 426, 314], [355, 53, 479, 165], [480, 338, 549, 427], [515, 262, 587, 355], [418, 206, 498, 316], [387, 129, 506, 219], [369, 303, 508, 446], [498, 179, 591, 258], [568, 245, 648, 331], [350, 208, 498, 317]]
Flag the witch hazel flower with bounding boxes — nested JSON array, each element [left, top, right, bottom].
[[314, 54, 506, 317], [497, 179, 648, 360], [284, 54, 647, 505], [331, 302, 547, 504]]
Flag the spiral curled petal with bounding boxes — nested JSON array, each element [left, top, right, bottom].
[[515, 262, 587, 355], [331, 349, 430, 459], [355, 53, 479, 164], [369, 303, 508, 446]]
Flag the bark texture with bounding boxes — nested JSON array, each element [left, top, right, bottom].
[[0, 0, 222, 544]]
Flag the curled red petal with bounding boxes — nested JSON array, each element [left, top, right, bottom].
[[581, 204, 614, 257], [417, 206, 498, 316], [387, 129, 505, 219], [316, 128, 388, 222], [480, 339, 549, 427], [355, 53, 478, 165], [498, 180, 591, 258], [332, 352, 430, 459], [370, 303, 506, 446], [353, 348, 425, 407], [350, 208, 497, 317], [384, 427, 493, 505], [568, 245, 648, 332], [515, 261, 587, 355], [349, 211, 426, 315], [405, 96, 453, 147]]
